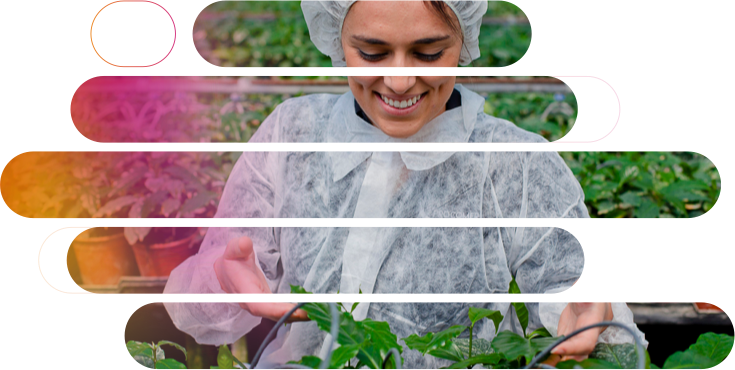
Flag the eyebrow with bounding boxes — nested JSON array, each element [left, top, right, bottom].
[[351, 35, 451, 45]]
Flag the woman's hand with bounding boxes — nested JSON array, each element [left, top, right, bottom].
[[213, 236, 309, 323], [551, 303, 613, 362]]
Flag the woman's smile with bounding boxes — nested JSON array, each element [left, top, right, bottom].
[[374, 91, 426, 116]]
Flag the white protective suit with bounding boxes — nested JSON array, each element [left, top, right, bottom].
[[164, 85, 646, 368]]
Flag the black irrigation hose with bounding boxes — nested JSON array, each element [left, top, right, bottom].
[[249, 303, 340, 369], [250, 302, 307, 369], [522, 321, 646, 369], [382, 348, 402, 369], [318, 303, 340, 369]]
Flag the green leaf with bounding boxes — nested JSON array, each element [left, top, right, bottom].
[[688, 332, 733, 363], [351, 302, 359, 314], [556, 358, 622, 369], [161, 197, 182, 217], [468, 307, 504, 334], [402, 326, 467, 362], [290, 285, 311, 294], [455, 337, 494, 358], [178, 191, 217, 216], [664, 352, 717, 369], [635, 198, 660, 218], [619, 191, 642, 207], [508, 277, 529, 335], [141, 190, 170, 218], [491, 331, 557, 364], [216, 345, 235, 369], [288, 356, 321, 369], [127, 341, 156, 368], [164, 165, 207, 192], [589, 343, 649, 369], [108, 166, 148, 197], [299, 301, 402, 369], [527, 327, 552, 339], [93, 195, 138, 217], [124, 227, 152, 245], [329, 344, 362, 369], [445, 354, 503, 369], [158, 341, 187, 360], [155, 358, 187, 369]]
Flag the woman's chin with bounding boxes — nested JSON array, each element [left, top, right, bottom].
[[374, 120, 425, 139]]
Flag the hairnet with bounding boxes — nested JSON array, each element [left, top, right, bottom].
[[301, 0, 488, 66]]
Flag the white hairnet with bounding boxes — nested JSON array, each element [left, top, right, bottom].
[[301, 0, 488, 66]]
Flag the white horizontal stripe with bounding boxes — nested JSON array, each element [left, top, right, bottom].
[[608, 134, 735, 137], [524, 54, 735, 57], [0, 6, 102, 9], [617, 94, 735, 96], [0, 135, 84, 137], [92, 42, 173, 45], [0, 55, 99, 57], [146, 65, 224, 68], [0, 76, 95, 78], [0, 342, 125, 344], [615, 89, 735, 91], [516, 5, 735, 8], [587, 75, 735, 78]]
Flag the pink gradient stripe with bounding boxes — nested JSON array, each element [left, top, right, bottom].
[[151, 1, 215, 67], [0, 77, 89, 142], [596, 76, 735, 141]]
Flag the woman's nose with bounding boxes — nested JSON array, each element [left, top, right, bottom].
[[383, 76, 417, 94]]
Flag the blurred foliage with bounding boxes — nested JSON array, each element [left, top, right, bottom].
[[483, 91, 576, 142], [61, 78, 722, 219], [194, 1, 530, 67], [561, 152, 720, 218]]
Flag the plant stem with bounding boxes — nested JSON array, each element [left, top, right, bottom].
[[468, 325, 473, 359]]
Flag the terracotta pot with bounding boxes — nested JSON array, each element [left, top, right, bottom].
[[132, 230, 200, 277], [71, 229, 140, 285], [694, 303, 724, 313]]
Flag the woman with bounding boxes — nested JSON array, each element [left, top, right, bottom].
[[164, 1, 646, 367]]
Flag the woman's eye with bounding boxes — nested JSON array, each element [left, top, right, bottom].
[[358, 50, 388, 62], [415, 50, 444, 62]]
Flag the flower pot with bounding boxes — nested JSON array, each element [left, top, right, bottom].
[[694, 303, 724, 313], [131, 229, 201, 277], [71, 229, 140, 285]]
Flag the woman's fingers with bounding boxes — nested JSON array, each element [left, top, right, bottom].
[[243, 303, 310, 322], [552, 327, 599, 357], [223, 236, 255, 260]]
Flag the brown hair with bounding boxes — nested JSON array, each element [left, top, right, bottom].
[[423, 1, 463, 42]]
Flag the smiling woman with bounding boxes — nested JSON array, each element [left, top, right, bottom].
[[85, 2, 628, 368]]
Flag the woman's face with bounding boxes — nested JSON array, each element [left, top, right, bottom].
[[341, 2, 462, 137]]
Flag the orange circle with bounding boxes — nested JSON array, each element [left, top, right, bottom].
[[89, 0, 174, 68]]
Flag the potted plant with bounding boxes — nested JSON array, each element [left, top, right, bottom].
[[102, 151, 233, 277], [0, 152, 143, 285]]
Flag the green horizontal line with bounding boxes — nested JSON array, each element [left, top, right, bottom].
[[2, 215, 735, 228]]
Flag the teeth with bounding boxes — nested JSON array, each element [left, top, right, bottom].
[[380, 93, 422, 109]]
